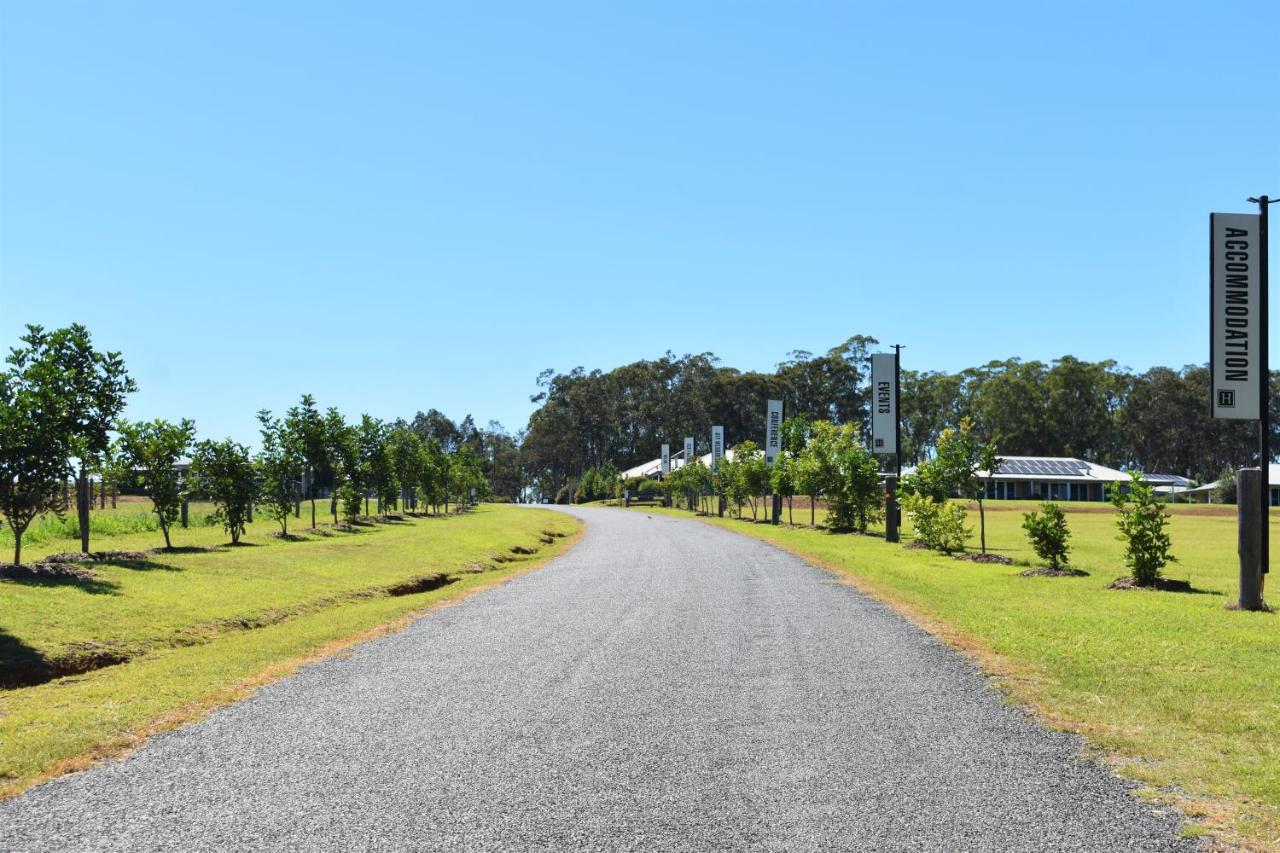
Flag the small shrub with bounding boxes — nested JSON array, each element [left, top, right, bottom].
[[1022, 502, 1070, 569], [1108, 472, 1175, 586], [933, 502, 971, 553], [902, 494, 970, 553]]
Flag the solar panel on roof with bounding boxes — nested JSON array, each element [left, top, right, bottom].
[[997, 457, 1089, 477]]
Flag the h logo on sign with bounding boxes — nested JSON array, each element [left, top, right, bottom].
[[1218, 390, 1236, 408]]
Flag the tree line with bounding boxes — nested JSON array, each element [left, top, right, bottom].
[[0, 324, 508, 564], [521, 336, 1278, 499]]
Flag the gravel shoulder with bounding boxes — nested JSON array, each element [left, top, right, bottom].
[[0, 506, 1196, 851]]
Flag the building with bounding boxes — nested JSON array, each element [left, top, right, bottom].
[[619, 448, 734, 481], [1180, 464, 1280, 506], [905, 456, 1186, 502]]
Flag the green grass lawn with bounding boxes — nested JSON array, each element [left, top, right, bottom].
[[0, 502, 581, 797], [623, 499, 1280, 850]]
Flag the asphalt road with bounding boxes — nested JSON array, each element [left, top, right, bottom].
[[2, 506, 1196, 852]]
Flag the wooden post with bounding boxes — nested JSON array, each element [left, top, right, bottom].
[[885, 475, 900, 543], [1238, 467, 1265, 610], [181, 498, 189, 529]]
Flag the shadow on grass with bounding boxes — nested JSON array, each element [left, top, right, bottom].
[[156, 545, 218, 555], [0, 571, 121, 595], [0, 630, 52, 688], [1106, 576, 1224, 596]]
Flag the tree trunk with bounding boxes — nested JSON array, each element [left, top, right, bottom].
[[788, 496, 793, 525], [311, 498, 316, 529], [13, 532, 22, 566], [161, 519, 172, 549], [810, 498, 816, 527], [78, 467, 90, 553], [979, 498, 987, 554]]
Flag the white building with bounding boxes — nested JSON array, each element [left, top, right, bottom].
[[1180, 464, 1280, 506], [619, 448, 734, 481]]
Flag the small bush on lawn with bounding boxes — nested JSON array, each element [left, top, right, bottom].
[[1107, 472, 1175, 586], [902, 494, 970, 554], [1022, 502, 1070, 569]]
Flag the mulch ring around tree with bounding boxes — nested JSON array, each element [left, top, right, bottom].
[[43, 550, 150, 563], [1020, 566, 1089, 578], [952, 552, 1015, 565], [0, 561, 100, 582], [1106, 576, 1197, 593]]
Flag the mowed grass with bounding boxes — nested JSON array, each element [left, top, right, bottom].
[[0, 503, 580, 797], [625, 499, 1280, 849]]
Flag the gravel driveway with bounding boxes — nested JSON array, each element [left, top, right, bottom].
[[0, 506, 1196, 851]]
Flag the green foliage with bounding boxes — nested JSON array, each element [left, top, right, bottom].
[[1108, 472, 1175, 586], [902, 493, 970, 553], [191, 439, 256, 545], [804, 421, 882, 532], [1022, 502, 1071, 569], [116, 418, 196, 548], [907, 417, 1000, 552], [1215, 466, 1237, 505], [733, 441, 770, 519], [255, 410, 305, 535], [575, 462, 619, 503], [358, 415, 397, 513], [285, 394, 330, 500]]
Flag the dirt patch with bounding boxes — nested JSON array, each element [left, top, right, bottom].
[[509, 545, 538, 556], [1106, 576, 1200, 593], [268, 532, 309, 542], [43, 550, 150, 563], [540, 529, 566, 538], [488, 553, 517, 564], [1020, 566, 1090, 578], [953, 553, 1016, 565], [0, 561, 100, 582], [386, 573, 455, 596], [460, 561, 497, 574], [902, 541, 931, 550]]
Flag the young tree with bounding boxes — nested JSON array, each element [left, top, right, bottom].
[[734, 441, 769, 520], [771, 453, 797, 524], [795, 446, 824, 527], [1, 325, 136, 557], [191, 438, 256, 545], [116, 418, 196, 549], [324, 408, 360, 522], [912, 417, 1001, 553], [419, 437, 448, 514], [0, 336, 75, 564], [286, 394, 329, 528], [1108, 472, 1175, 587], [808, 421, 881, 533], [388, 427, 425, 512], [358, 415, 396, 515], [1022, 503, 1071, 569], [256, 410, 305, 536]]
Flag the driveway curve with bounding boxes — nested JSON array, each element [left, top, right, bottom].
[[1, 506, 1194, 851]]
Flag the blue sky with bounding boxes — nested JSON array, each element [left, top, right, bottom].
[[1, 1, 1277, 444]]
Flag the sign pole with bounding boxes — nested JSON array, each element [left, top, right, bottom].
[[1250, 194, 1275, 592], [893, 344, 903, 477]]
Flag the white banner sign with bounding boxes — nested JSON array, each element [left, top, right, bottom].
[[764, 399, 783, 466], [711, 426, 724, 471], [660, 443, 670, 476], [871, 352, 898, 454], [1211, 212, 1262, 420], [684, 436, 694, 467]]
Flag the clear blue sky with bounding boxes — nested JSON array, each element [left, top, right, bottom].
[[2, 1, 1277, 445]]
